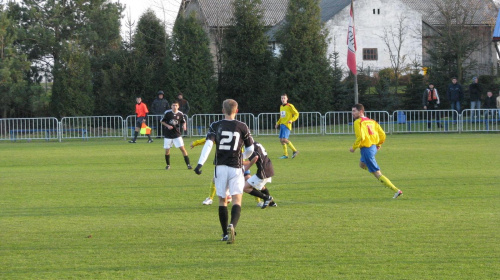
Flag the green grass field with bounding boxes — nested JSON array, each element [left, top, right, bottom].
[[1, 134, 499, 279]]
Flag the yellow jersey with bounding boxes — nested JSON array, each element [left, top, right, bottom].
[[276, 103, 299, 130], [352, 117, 385, 150]]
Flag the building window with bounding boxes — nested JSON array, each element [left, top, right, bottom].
[[378, 9, 380, 14], [373, 9, 375, 14], [363, 48, 378, 60]]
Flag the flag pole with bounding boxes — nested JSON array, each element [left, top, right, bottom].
[[352, 0, 358, 104], [354, 72, 358, 104], [347, 0, 358, 104]]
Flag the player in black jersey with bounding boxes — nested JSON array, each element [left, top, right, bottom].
[[243, 141, 276, 209], [160, 101, 192, 170], [194, 99, 254, 244]]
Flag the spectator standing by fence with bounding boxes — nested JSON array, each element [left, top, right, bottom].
[[497, 91, 500, 117], [447, 77, 463, 118], [129, 97, 153, 144], [468, 77, 482, 118], [483, 91, 496, 117], [423, 82, 441, 129], [151, 91, 169, 138], [176, 93, 190, 135]]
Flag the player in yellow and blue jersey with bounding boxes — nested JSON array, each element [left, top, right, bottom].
[[275, 93, 299, 159], [349, 104, 403, 199]]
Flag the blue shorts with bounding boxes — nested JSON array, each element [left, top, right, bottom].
[[360, 145, 380, 173], [279, 124, 290, 139]]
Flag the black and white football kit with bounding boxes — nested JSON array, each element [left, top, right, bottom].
[[208, 119, 253, 168], [196, 119, 254, 197], [161, 110, 185, 139], [248, 142, 274, 179], [247, 142, 274, 190]]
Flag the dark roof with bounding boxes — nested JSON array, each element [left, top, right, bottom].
[[198, 0, 289, 27], [318, 0, 497, 25], [493, 9, 500, 41], [194, 0, 497, 28], [320, 0, 350, 22]]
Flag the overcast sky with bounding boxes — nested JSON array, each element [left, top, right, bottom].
[[116, 0, 181, 35]]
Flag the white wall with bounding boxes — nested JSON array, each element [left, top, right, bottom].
[[325, 0, 422, 75]]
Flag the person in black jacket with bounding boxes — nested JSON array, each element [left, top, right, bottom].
[[176, 93, 190, 135], [151, 91, 169, 138], [469, 77, 482, 118], [447, 77, 463, 119], [483, 91, 496, 117]]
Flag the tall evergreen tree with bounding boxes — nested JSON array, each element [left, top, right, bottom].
[[172, 12, 217, 114], [276, 0, 332, 112], [218, 0, 276, 114], [9, 0, 123, 117], [126, 9, 171, 107], [84, 1, 124, 116], [0, 7, 31, 118], [329, 51, 351, 111], [51, 42, 93, 116]]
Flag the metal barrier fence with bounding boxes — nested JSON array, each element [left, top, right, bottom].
[[324, 111, 352, 134], [257, 112, 323, 135], [61, 116, 124, 141], [324, 111, 390, 134], [461, 109, 500, 132], [125, 115, 165, 139], [256, 113, 279, 135], [190, 113, 256, 137], [392, 110, 460, 133], [2, 110, 499, 142], [0, 117, 59, 141]]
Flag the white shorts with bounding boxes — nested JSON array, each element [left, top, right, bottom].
[[163, 137, 184, 149], [247, 175, 272, 190], [214, 165, 244, 197]]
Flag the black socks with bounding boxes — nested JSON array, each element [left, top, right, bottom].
[[219, 206, 228, 235]]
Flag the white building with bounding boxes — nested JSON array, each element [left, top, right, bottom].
[[180, 0, 498, 76]]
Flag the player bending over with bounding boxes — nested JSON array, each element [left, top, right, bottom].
[[243, 141, 276, 209]]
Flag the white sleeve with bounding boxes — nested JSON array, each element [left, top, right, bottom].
[[242, 144, 254, 159], [197, 139, 213, 165]]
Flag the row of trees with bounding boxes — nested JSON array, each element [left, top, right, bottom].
[[0, 0, 497, 118]]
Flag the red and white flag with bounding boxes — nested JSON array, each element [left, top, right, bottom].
[[347, 1, 357, 75]]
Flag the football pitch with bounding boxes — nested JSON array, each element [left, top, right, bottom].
[[1, 134, 499, 279]]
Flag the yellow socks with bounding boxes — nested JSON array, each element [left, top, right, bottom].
[[287, 141, 297, 152], [378, 175, 399, 192], [282, 144, 288, 156], [209, 181, 216, 200]]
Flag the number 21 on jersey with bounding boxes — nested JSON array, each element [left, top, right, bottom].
[[220, 131, 240, 151]]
